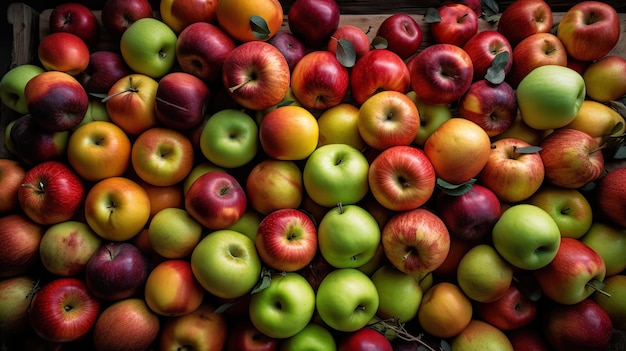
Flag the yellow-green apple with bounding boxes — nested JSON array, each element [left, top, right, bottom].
[[371, 264, 423, 323], [456, 244, 514, 303], [562, 99, 626, 143], [28, 277, 100, 343], [154, 72, 210, 131], [497, 0, 553, 48], [492, 204, 561, 270], [596, 168, 626, 228], [357, 90, 419, 150], [191, 229, 261, 299], [375, 13, 423, 60], [222, 41, 290, 111], [458, 80, 517, 137], [91, 297, 160, 351], [338, 327, 393, 351], [131, 127, 195, 187], [382, 208, 450, 274], [317, 102, 366, 150], [184, 171, 247, 230], [368, 145, 436, 211], [416, 281, 473, 339], [245, 159, 302, 215], [0, 275, 36, 334], [463, 30, 513, 82], [79, 97, 111, 128], [492, 110, 551, 147], [227, 209, 263, 241], [144, 259, 204, 316], [315, 268, 379, 332], [408, 43, 474, 105], [435, 184, 501, 242], [120, 18, 178, 78], [49, 2, 99, 48], [539, 128, 604, 189], [176, 22, 237, 86], [317, 204, 381, 268], [506, 326, 552, 351], [350, 49, 411, 106], [259, 105, 319, 161], [593, 274, 626, 330], [159, 0, 217, 34], [249, 272, 316, 339], [583, 55, 626, 102], [477, 137, 545, 203], [84, 176, 151, 241], [507, 32, 568, 88], [67, 120, 132, 182], [581, 222, 626, 276], [526, 185, 593, 239], [557, 1, 621, 62], [0, 64, 44, 114], [148, 207, 202, 259], [37, 32, 90, 75], [0, 159, 26, 213], [534, 237, 606, 305], [517, 65, 586, 130], [473, 283, 538, 331], [100, 0, 153, 38], [255, 208, 318, 272], [159, 303, 228, 351], [539, 298, 613, 350], [183, 161, 225, 194], [38, 220, 103, 277], [429, 3, 479, 47], [290, 50, 350, 110], [432, 233, 477, 280], [302, 143, 370, 207], [0, 214, 43, 278], [326, 24, 371, 64], [267, 31, 306, 72], [85, 242, 149, 301], [406, 91, 452, 146], [200, 109, 258, 169], [104, 73, 159, 135], [18, 161, 84, 226], [24, 70, 89, 132], [78, 50, 132, 94], [288, 0, 340, 49], [280, 322, 337, 351], [8, 114, 70, 166], [450, 319, 514, 351]]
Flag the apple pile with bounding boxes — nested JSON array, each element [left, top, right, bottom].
[[1, 0, 626, 349]]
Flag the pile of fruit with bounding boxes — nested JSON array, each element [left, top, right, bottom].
[[0, 0, 625, 349]]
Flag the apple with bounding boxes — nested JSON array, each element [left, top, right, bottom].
[[28, 277, 100, 342], [104, 73, 159, 135], [596, 168, 626, 228], [0, 63, 44, 114], [457, 79, 517, 137], [85, 242, 149, 301], [315, 268, 379, 332], [159, 0, 218, 34], [49, 2, 99, 48], [492, 204, 561, 270], [430, 3, 479, 47], [416, 281, 474, 339], [226, 318, 279, 351], [24, 70, 89, 132], [267, 31, 306, 72], [84, 176, 152, 241], [583, 55, 626, 102], [338, 327, 393, 351], [382, 208, 450, 274], [288, 0, 340, 49], [539, 128, 604, 189], [92, 298, 160, 351], [154, 72, 210, 131], [185, 171, 247, 230], [78, 50, 132, 94], [327, 24, 371, 63], [406, 91, 452, 146], [463, 30, 513, 82], [148, 207, 203, 259], [0, 275, 36, 334], [581, 222, 626, 276], [142, 182, 185, 220], [317, 102, 366, 150], [7, 114, 70, 166], [258, 104, 319, 161], [144, 259, 205, 316], [435, 184, 502, 242], [477, 137, 545, 203], [557, 1, 621, 62], [222, 41, 290, 111], [37, 32, 90, 75], [375, 13, 423, 60], [456, 244, 514, 303], [497, 0, 554, 48], [215, 0, 283, 42], [290, 50, 350, 111], [245, 158, 303, 215], [100, 0, 153, 38], [368, 145, 436, 211], [527, 185, 593, 239], [302, 143, 370, 208], [506, 326, 552, 351], [175, 22, 236, 85], [183, 161, 225, 194], [507, 32, 568, 88], [280, 322, 337, 351], [120, 17, 178, 78], [159, 303, 228, 351], [592, 274, 626, 331], [371, 264, 423, 323], [0, 159, 26, 213], [563, 99, 626, 143], [200, 109, 258, 169], [350, 50, 411, 106], [0, 214, 43, 278], [473, 283, 538, 331], [191, 229, 261, 299], [450, 319, 514, 351]]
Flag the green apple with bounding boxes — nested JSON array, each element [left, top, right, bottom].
[[303, 143, 370, 208], [516, 64, 586, 130], [492, 204, 561, 270], [74, 98, 111, 129], [371, 264, 423, 323], [148, 207, 203, 259], [456, 244, 514, 303], [190, 229, 261, 299], [0, 64, 44, 114], [0, 275, 37, 334], [226, 209, 263, 242], [592, 274, 626, 331], [279, 322, 337, 351], [316, 268, 379, 332], [450, 319, 514, 351], [120, 18, 178, 78], [406, 91, 452, 146], [249, 272, 316, 339], [200, 109, 259, 169], [527, 185, 593, 239], [581, 222, 626, 276], [317, 204, 381, 268]]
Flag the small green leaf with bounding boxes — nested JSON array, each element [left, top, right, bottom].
[[551, 21, 560, 36], [481, 0, 499, 17], [608, 99, 626, 118], [277, 100, 297, 108], [251, 267, 273, 294], [214, 300, 235, 313], [485, 51, 510, 84], [514, 145, 543, 154], [440, 339, 452, 351], [515, 274, 543, 302], [250, 15, 271, 40], [613, 143, 626, 159], [371, 36, 388, 50], [436, 178, 476, 196], [90, 92, 108, 100], [336, 38, 357, 68], [423, 7, 441, 24], [483, 13, 501, 23]]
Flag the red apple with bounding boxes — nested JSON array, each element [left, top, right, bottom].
[[225, 318, 279, 351], [287, 0, 340, 49], [457, 79, 518, 137], [7, 114, 70, 167], [0, 158, 26, 213], [430, 3, 479, 47], [349, 49, 411, 106], [375, 13, 423, 60], [159, 0, 218, 34], [101, 0, 153, 38], [474, 283, 537, 330], [267, 31, 307, 72], [37, 32, 90, 76], [155, 72, 210, 131], [0, 214, 44, 278], [506, 326, 551, 351], [338, 327, 393, 351], [463, 30, 513, 82], [159, 303, 228, 351], [497, 0, 554, 48], [49, 2, 100, 48], [327, 24, 371, 62], [78, 50, 132, 94], [507, 32, 568, 88], [595, 168, 626, 228]]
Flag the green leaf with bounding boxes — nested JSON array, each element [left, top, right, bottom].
[[90, 92, 108, 100], [436, 178, 476, 197], [214, 300, 235, 314], [514, 145, 543, 154], [250, 15, 271, 40], [551, 21, 560, 36], [423, 7, 441, 24], [515, 274, 543, 302], [371, 36, 388, 50], [481, 0, 499, 17], [485, 51, 510, 84], [440, 339, 452, 351], [335, 39, 357, 68], [251, 267, 273, 294], [613, 143, 626, 159]]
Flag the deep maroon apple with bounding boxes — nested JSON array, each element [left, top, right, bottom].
[[101, 0, 153, 37], [49, 2, 100, 48], [79, 51, 132, 94], [267, 31, 307, 71], [375, 13, 423, 60], [288, 0, 340, 49]]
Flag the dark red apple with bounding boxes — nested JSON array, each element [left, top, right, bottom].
[[474, 283, 538, 330], [287, 0, 340, 49], [79, 50, 132, 94], [0, 214, 44, 278], [49, 2, 100, 48], [8, 114, 69, 167], [225, 318, 279, 351], [375, 13, 423, 60], [101, 0, 153, 38], [338, 327, 393, 351], [267, 31, 307, 71]]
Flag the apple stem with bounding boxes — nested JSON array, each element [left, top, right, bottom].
[[101, 77, 139, 103], [26, 279, 41, 310], [402, 249, 414, 262], [586, 279, 612, 298], [21, 181, 44, 193], [368, 317, 439, 351], [589, 143, 607, 155], [337, 202, 344, 214], [155, 97, 189, 112], [228, 79, 251, 93]]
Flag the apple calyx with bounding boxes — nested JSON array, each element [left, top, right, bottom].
[[586, 278, 611, 298], [436, 177, 476, 196], [101, 76, 139, 103], [368, 316, 447, 351], [250, 16, 271, 40]]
